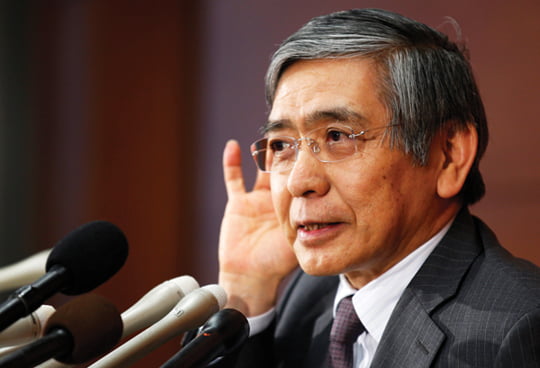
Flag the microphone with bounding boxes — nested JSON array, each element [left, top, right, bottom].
[[0, 221, 129, 332], [160, 308, 249, 368], [28, 276, 199, 368], [89, 284, 227, 368], [0, 294, 123, 368], [0, 305, 55, 347], [0, 249, 51, 292], [121, 275, 199, 339]]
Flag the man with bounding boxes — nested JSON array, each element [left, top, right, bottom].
[[215, 8, 540, 367]]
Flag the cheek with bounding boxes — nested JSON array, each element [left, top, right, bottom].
[[338, 162, 406, 220]]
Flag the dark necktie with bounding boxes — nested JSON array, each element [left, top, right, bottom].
[[328, 296, 365, 368]]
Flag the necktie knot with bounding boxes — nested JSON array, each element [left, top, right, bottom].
[[328, 296, 365, 368]]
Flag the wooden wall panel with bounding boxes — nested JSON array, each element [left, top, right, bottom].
[[83, 2, 201, 366], [29, 1, 202, 366]]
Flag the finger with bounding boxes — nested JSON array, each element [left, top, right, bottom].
[[252, 168, 270, 191], [223, 139, 246, 195]]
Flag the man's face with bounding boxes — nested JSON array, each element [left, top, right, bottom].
[[268, 58, 446, 287]]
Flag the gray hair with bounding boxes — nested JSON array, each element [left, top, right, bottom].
[[265, 8, 488, 205]]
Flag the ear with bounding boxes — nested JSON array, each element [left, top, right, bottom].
[[436, 123, 478, 199]]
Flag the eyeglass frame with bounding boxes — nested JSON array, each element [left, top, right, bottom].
[[250, 123, 399, 173]]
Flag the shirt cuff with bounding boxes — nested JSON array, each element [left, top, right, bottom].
[[247, 307, 275, 337]]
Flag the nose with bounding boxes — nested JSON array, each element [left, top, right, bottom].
[[286, 145, 330, 197]]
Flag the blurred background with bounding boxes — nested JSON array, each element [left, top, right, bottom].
[[0, 0, 538, 366]]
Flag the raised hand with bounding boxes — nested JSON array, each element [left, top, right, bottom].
[[218, 140, 298, 316]]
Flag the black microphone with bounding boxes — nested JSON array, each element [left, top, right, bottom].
[[160, 308, 249, 368], [0, 293, 123, 368], [0, 221, 129, 332]]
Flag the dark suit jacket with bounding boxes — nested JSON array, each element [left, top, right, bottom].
[[209, 209, 540, 367]]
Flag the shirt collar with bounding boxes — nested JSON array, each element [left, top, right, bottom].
[[334, 218, 453, 343]]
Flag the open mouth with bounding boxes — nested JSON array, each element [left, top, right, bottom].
[[299, 222, 341, 231]]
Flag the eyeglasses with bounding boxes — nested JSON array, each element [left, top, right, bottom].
[[250, 124, 398, 173]]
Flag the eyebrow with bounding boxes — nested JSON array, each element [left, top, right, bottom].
[[261, 107, 366, 134]]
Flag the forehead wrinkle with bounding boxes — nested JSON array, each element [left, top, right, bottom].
[[262, 107, 366, 135]]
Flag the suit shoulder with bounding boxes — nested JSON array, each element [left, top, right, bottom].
[[464, 217, 540, 311], [477, 217, 540, 290]]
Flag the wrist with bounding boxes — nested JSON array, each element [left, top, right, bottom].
[[219, 272, 281, 317]]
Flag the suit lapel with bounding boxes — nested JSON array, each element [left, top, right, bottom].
[[370, 292, 445, 367], [371, 209, 482, 368]]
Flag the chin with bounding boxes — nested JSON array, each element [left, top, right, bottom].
[[297, 257, 344, 277]]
